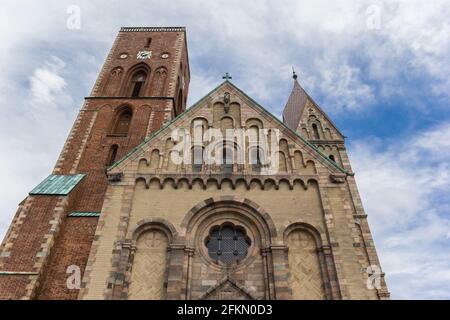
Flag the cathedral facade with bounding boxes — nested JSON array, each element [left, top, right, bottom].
[[0, 27, 389, 300]]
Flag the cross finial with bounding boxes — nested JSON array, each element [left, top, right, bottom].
[[222, 72, 232, 81], [292, 67, 298, 80]]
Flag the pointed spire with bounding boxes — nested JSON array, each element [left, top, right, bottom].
[[282, 70, 308, 130]]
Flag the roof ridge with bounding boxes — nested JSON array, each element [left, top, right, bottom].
[[120, 27, 186, 32]]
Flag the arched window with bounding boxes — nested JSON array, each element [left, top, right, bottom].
[[145, 37, 152, 48], [222, 141, 233, 173], [248, 126, 262, 169], [112, 108, 132, 135], [106, 144, 118, 166], [205, 224, 251, 265], [250, 147, 264, 168], [329, 155, 336, 162], [192, 146, 203, 172], [312, 123, 320, 140], [130, 71, 147, 97]]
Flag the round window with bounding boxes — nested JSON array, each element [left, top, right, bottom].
[[205, 224, 251, 265]]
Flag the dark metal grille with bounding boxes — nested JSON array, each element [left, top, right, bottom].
[[206, 225, 250, 265]]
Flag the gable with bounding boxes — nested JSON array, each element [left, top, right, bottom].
[[108, 80, 350, 176], [283, 79, 344, 141], [199, 277, 255, 300], [297, 98, 344, 141]]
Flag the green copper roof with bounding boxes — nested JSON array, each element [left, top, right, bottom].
[[29, 174, 85, 196], [68, 212, 101, 217]]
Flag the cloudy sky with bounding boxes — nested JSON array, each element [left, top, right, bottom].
[[0, 0, 449, 299]]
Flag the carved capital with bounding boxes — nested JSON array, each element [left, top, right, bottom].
[[269, 245, 289, 253], [330, 174, 346, 184], [108, 172, 123, 183]]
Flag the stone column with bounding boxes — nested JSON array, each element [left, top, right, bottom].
[[322, 245, 341, 299], [270, 245, 290, 300], [165, 243, 187, 300]]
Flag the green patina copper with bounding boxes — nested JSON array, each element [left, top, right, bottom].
[[68, 212, 101, 217], [29, 174, 86, 196]]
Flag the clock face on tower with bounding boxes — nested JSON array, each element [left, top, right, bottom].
[[137, 51, 152, 60]]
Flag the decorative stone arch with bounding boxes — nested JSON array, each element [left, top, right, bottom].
[[120, 62, 151, 96], [109, 104, 134, 136], [174, 196, 280, 300], [263, 178, 278, 190], [306, 177, 320, 188], [249, 178, 263, 190], [281, 221, 325, 246], [219, 178, 235, 190], [207, 137, 244, 169], [281, 221, 339, 300], [220, 115, 236, 128], [278, 178, 292, 190], [137, 103, 153, 111], [206, 177, 220, 189], [190, 117, 210, 139], [308, 116, 324, 140], [245, 117, 264, 129], [124, 218, 178, 300], [162, 177, 177, 189], [177, 177, 191, 190], [103, 66, 124, 96], [135, 177, 149, 189], [293, 178, 307, 190], [180, 196, 278, 245], [235, 178, 249, 190], [131, 217, 178, 243], [151, 66, 168, 96], [98, 103, 114, 112], [192, 177, 205, 190]]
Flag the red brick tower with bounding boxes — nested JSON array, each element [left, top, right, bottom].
[[0, 27, 190, 300]]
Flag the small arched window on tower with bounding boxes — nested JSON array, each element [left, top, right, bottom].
[[329, 154, 336, 162], [106, 144, 119, 167], [112, 108, 132, 136], [176, 89, 183, 115], [130, 71, 147, 97], [312, 123, 320, 140], [144, 37, 152, 48]]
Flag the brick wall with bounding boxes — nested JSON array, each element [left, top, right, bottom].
[[0, 28, 189, 300]]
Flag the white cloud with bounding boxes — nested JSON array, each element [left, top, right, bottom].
[[350, 122, 450, 299], [30, 56, 67, 105], [0, 0, 449, 299]]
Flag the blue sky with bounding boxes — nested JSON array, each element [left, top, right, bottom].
[[0, 0, 449, 299]]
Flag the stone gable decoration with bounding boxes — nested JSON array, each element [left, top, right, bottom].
[[0, 27, 389, 300]]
